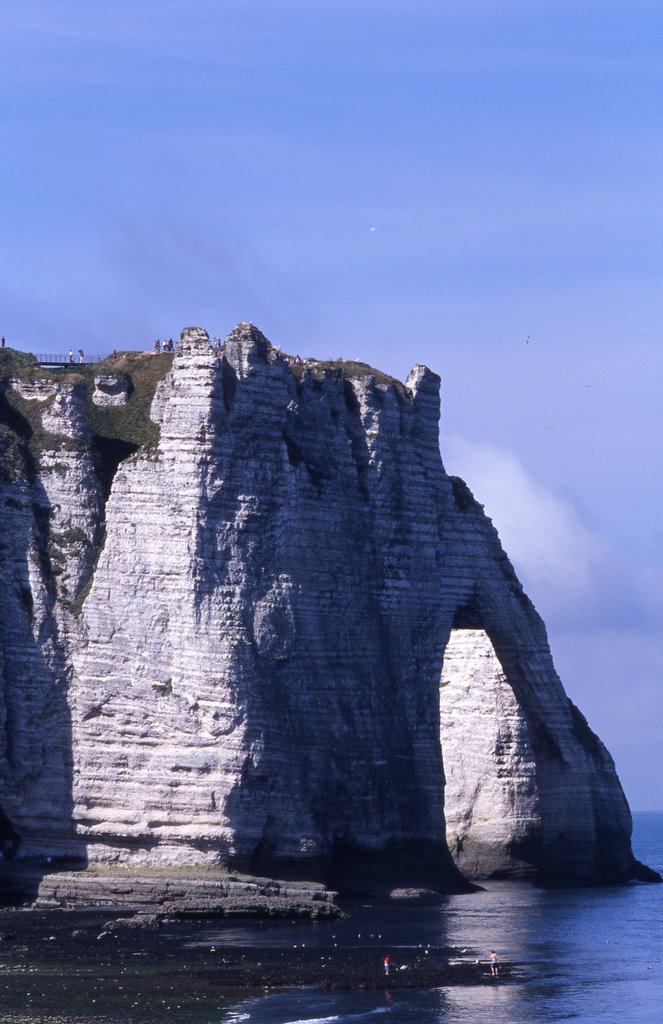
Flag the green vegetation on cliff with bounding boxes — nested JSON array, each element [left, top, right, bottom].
[[0, 349, 173, 480], [293, 357, 404, 391], [83, 351, 173, 450], [1, 343, 404, 484]]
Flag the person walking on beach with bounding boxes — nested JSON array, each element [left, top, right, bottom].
[[490, 950, 499, 977], [383, 955, 390, 976]]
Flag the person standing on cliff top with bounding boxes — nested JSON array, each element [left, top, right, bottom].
[[1, 337, 5, 349], [490, 950, 499, 977]]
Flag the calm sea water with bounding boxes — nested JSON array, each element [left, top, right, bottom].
[[216, 812, 663, 1024]]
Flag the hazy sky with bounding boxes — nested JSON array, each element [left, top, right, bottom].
[[3, 1, 662, 809]]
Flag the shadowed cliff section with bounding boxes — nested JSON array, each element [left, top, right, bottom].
[[0, 348, 172, 902], [0, 455, 87, 903], [210, 328, 464, 893]]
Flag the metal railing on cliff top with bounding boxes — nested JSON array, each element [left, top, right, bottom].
[[35, 354, 106, 366]]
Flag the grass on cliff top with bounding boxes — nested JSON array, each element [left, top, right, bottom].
[[0, 348, 173, 454], [82, 351, 173, 450], [1, 346, 405, 466], [0, 348, 40, 376], [0, 350, 53, 476], [295, 357, 405, 391]]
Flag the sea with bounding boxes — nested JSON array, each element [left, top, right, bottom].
[[215, 811, 663, 1024]]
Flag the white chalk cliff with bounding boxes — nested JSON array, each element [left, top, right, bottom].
[[0, 325, 655, 902]]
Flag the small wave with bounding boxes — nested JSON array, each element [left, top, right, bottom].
[[282, 1016, 340, 1024], [284, 1007, 389, 1024], [283, 1010, 389, 1024]]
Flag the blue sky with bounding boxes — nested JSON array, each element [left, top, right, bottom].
[[2, 1, 662, 809]]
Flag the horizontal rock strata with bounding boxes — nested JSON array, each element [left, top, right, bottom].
[[0, 327, 654, 906], [0, 864, 338, 917]]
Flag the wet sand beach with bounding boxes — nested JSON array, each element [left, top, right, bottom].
[[0, 907, 512, 1023]]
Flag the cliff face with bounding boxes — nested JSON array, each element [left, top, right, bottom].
[[0, 376, 102, 867], [0, 328, 651, 897], [70, 327, 459, 892]]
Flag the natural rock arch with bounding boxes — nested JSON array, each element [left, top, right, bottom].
[[440, 628, 542, 879], [0, 326, 655, 904]]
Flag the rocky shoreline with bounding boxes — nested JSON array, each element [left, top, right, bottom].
[[0, 864, 342, 919], [0, 905, 515, 1023]]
